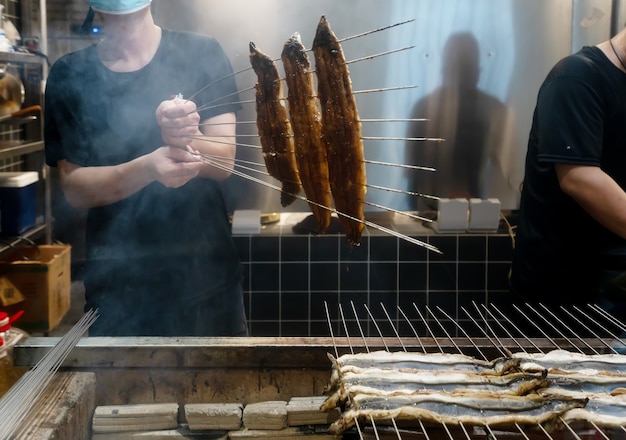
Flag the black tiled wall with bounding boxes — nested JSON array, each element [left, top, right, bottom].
[[233, 232, 514, 337]]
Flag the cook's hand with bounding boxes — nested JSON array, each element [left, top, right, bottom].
[[155, 97, 201, 149], [146, 146, 203, 188]]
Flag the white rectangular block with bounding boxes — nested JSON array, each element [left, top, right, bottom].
[[435, 198, 468, 232], [468, 198, 501, 232], [232, 209, 262, 235]]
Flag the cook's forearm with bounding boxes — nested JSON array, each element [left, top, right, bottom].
[[59, 156, 153, 209], [193, 112, 237, 181], [191, 135, 235, 181], [557, 164, 626, 239]]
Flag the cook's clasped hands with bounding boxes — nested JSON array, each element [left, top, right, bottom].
[[148, 97, 203, 188], [156, 97, 201, 149]]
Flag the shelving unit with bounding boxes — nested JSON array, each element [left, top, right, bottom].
[[0, 50, 48, 256]]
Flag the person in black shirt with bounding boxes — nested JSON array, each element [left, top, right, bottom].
[[45, 0, 248, 336], [510, 28, 626, 320]]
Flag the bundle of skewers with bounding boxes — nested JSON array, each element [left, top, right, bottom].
[[191, 15, 443, 252]]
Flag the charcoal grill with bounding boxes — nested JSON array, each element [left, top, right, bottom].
[[7, 301, 626, 439]]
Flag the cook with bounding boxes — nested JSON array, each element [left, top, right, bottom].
[[509, 26, 626, 321], [44, 0, 248, 336]]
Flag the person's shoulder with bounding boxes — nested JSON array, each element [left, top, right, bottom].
[[49, 45, 97, 76], [552, 46, 606, 77], [161, 28, 218, 48]]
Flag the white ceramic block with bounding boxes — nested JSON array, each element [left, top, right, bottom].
[[436, 198, 469, 232], [468, 198, 501, 232], [232, 209, 262, 235]]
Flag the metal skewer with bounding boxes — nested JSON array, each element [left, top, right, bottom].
[[195, 151, 442, 252], [186, 17, 416, 104], [0, 310, 98, 438], [463, 304, 510, 358]]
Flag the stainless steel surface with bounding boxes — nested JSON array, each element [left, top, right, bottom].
[[150, 0, 610, 213]]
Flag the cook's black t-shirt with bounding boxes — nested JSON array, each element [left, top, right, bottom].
[[44, 29, 247, 335], [510, 46, 626, 302]]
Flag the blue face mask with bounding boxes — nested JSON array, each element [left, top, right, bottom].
[[87, 0, 151, 14]]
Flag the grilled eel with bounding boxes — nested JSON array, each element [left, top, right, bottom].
[[249, 41, 301, 207], [331, 391, 588, 434], [281, 33, 332, 233], [313, 15, 366, 245]]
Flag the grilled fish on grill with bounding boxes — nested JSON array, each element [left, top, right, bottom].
[[545, 391, 626, 428], [281, 33, 332, 233], [249, 41, 301, 207], [512, 349, 626, 375], [313, 16, 366, 245], [330, 391, 588, 434], [323, 367, 548, 410]]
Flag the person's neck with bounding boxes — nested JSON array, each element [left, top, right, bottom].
[[602, 30, 626, 73], [97, 9, 162, 72]]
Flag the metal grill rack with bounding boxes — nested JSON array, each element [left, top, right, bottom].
[[324, 302, 626, 440]]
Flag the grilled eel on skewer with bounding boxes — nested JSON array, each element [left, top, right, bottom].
[[313, 15, 366, 245], [281, 33, 332, 233], [249, 41, 302, 207]]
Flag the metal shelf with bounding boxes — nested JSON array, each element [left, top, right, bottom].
[[0, 139, 43, 160], [0, 224, 47, 255]]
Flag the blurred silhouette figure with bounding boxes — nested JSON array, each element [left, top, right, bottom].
[[406, 32, 509, 211]]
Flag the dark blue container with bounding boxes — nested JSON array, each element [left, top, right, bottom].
[[0, 172, 38, 235]]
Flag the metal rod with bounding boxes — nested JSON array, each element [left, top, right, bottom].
[[540, 304, 598, 353], [347, 45, 416, 65], [379, 302, 406, 352], [197, 116, 431, 124], [590, 421, 611, 440], [351, 301, 369, 353], [193, 84, 257, 113], [514, 303, 557, 351], [197, 153, 441, 252], [514, 423, 532, 440], [198, 120, 257, 127], [436, 305, 488, 361], [339, 18, 415, 43], [363, 135, 445, 142], [0, 310, 98, 438], [338, 303, 354, 354], [587, 304, 626, 342], [391, 418, 403, 440], [364, 304, 389, 351], [354, 417, 365, 440], [196, 145, 439, 201], [230, 16, 414, 85], [353, 85, 417, 95], [440, 420, 455, 440], [528, 304, 584, 353], [413, 304, 443, 352], [559, 305, 615, 354], [361, 118, 429, 123], [489, 303, 541, 353], [364, 159, 435, 172], [186, 64, 254, 103], [484, 424, 502, 440], [536, 420, 556, 440], [324, 301, 339, 359], [398, 305, 426, 353], [369, 414, 382, 440], [463, 304, 509, 358], [366, 183, 440, 201], [364, 201, 434, 223], [419, 420, 431, 440], [427, 306, 463, 355], [559, 417, 583, 440], [458, 422, 473, 440]]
